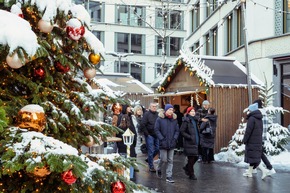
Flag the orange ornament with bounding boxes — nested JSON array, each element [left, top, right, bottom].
[[89, 53, 101, 65]]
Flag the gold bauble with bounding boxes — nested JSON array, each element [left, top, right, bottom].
[[89, 53, 101, 65], [33, 166, 51, 177], [85, 135, 95, 147], [83, 68, 96, 79], [17, 104, 46, 132]]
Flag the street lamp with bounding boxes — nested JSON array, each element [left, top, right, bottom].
[[122, 128, 135, 180], [105, 52, 134, 72]]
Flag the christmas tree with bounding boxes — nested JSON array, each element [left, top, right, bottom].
[[0, 1, 145, 192]]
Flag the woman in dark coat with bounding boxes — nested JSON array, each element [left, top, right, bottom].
[[242, 103, 268, 179], [116, 104, 137, 158], [199, 108, 217, 163], [180, 107, 199, 180]]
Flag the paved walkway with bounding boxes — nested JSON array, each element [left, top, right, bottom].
[[135, 153, 290, 193]]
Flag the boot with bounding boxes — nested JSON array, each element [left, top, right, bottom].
[[258, 164, 269, 180], [243, 166, 253, 177]]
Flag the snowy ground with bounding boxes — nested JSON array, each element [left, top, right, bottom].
[[215, 141, 290, 172]]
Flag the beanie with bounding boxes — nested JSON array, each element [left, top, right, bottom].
[[202, 100, 210, 105], [186, 107, 194, 114], [164, 104, 174, 112], [248, 103, 258, 112]]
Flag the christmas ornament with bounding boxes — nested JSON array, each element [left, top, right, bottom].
[[62, 170, 77, 185], [6, 53, 24, 69], [34, 67, 45, 79], [85, 135, 95, 147], [89, 53, 101, 65], [66, 18, 85, 41], [11, 82, 30, 95], [83, 68, 96, 79], [111, 181, 126, 193], [54, 61, 70, 73], [33, 166, 51, 177], [17, 104, 46, 132], [38, 19, 54, 33]]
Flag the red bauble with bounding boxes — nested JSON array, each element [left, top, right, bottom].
[[34, 67, 45, 79], [61, 170, 77, 185], [111, 181, 126, 193], [55, 61, 70, 73], [66, 18, 85, 41]]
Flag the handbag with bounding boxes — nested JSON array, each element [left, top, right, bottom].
[[202, 122, 213, 136]]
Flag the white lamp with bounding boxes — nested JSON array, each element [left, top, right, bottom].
[[122, 128, 135, 146]]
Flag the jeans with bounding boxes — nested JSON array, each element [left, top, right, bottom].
[[187, 156, 198, 177], [157, 149, 174, 178], [145, 135, 159, 169]]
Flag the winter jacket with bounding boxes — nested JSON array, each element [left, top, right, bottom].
[[200, 114, 217, 149], [141, 109, 158, 137], [154, 111, 179, 150], [196, 108, 208, 127], [180, 115, 199, 156], [243, 110, 263, 164]]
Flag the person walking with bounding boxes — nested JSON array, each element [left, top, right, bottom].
[[242, 103, 269, 179], [155, 104, 179, 183], [141, 102, 159, 172], [180, 107, 199, 180], [132, 105, 144, 155], [199, 108, 217, 163], [251, 99, 276, 176], [196, 100, 210, 161]]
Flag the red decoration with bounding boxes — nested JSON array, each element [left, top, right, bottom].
[[55, 61, 70, 73], [111, 181, 126, 193], [34, 67, 45, 79], [61, 170, 77, 185], [66, 18, 85, 41]]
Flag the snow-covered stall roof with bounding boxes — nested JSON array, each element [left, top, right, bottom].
[[154, 44, 263, 91], [94, 73, 153, 96]]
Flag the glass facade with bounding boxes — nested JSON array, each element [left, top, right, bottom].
[[156, 36, 183, 56], [116, 33, 144, 54], [282, 63, 290, 127], [117, 5, 145, 26], [156, 8, 182, 30]]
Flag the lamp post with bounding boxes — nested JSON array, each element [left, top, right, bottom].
[[122, 128, 135, 180], [106, 52, 134, 73]]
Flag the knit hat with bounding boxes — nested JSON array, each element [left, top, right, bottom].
[[202, 100, 210, 105], [248, 103, 258, 112], [164, 104, 174, 112], [186, 107, 194, 114]]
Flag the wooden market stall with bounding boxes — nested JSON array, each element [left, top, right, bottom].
[[150, 48, 263, 153]]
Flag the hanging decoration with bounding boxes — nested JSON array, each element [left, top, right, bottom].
[[33, 166, 51, 177], [85, 135, 95, 147], [66, 18, 85, 41], [38, 19, 54, 33], [111, 181, 126, 193], [17, 104, 46, 132], [61, 170, 77, 185], [33, 66, 46, 79], [83, 68, 96, 79], [6, 53, 24, 69], [89, 53, 101, 65], [54, 61, 70, 73]]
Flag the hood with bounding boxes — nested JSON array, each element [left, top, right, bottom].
[[247, 110, 263, 120], [205, 114, 217, 122], [158, 109, 177, 119]]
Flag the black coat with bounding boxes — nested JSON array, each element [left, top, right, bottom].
[[200, 114, 217, 149], [180, 115, 199, 156], [141, 110, 158, 137], [243, 110, 263, 164], [154, 111, 179, 150]]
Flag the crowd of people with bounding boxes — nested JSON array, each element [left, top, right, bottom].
[[109, 98, 275, 183]]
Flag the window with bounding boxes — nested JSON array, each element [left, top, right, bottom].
[[117, 5, 145, 26], [212, 27, 218, 56], [191, 4, 200, 32], [205, 33, 210, 55], [76, 1, 103, 22], [237, 6, 244, 47], [130, 62, 143, 81], [156, 36, 183, 56], [226, 14, 233, 53], [283, 0, 290, 33], [116, 33, 145, 54], [194, 41, 200, 55], [155, 63, 169, 78], [156, 9, 183, 30], [282, 63, 290, 127], [206, 0, 218, 17]]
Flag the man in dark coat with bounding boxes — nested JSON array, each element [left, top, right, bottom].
[[242, 103, 268, 179], [155, 104, 179, 183], [141, 102, 159, 172]]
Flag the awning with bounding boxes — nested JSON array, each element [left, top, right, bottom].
[[143, 90, 203, 97]]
